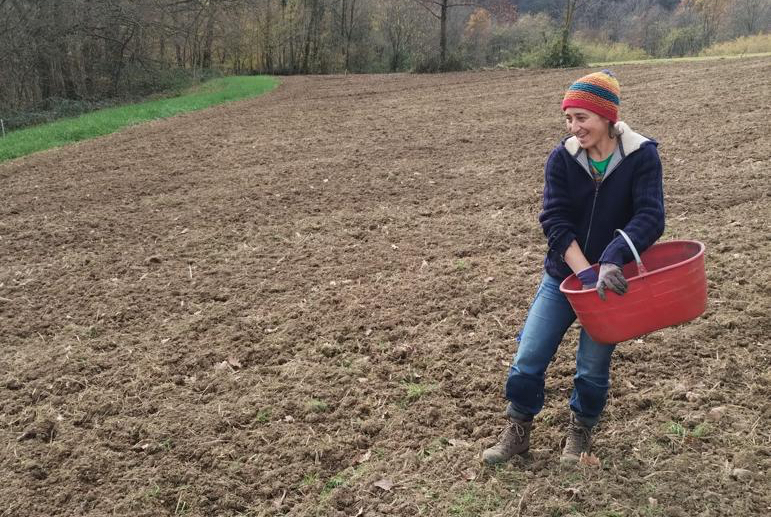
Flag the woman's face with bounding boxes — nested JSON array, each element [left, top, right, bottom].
[[564, 107, 609, 149]]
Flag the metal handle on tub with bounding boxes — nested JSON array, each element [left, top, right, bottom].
[[614, 229, 648, 275]]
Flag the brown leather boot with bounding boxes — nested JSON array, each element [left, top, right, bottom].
[[482, 419, 532, 465], [561, 413, 593, 464]]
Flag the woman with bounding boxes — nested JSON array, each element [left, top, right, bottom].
[[483, 70, 665, 465]]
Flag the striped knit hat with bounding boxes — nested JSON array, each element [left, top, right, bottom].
[[561, 70, 620, 123]]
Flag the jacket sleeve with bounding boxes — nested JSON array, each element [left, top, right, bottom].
[[539, 148, 577, 259], [599, 144, 665, 266]]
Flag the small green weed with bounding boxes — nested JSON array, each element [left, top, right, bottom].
[[492, 463, 526, 485], [255, 409, 271, 424], [321, 474, 346, 495], [666, 422, 687, 438], [418, 437, 449, 460], [455, 259, 468, 270], [691, 422, 711, 438], [664, 421, 711, 440], [641, 504, 664, 516], [560, 471, 583, 486], [143, 484, 161, 499], [320, 465, 367, 497], [159, 438, 174, 451], [405, 382, 430, 402], [300, 472, 319, 487], [641, 481, 658, 496], [307, 399, 328, 413], [450, 487, 503, 516]]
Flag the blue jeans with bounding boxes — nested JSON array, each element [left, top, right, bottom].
[[505, 273, 616, 427]]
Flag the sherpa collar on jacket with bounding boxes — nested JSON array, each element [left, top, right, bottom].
[[563, 121, 651, 180]]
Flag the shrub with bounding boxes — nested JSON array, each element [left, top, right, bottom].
[[661, 26, 705, 57], [700, 33, 771, 56], [0, 98, 119, 132], [487, 13, 556, 64], [413, 52, 469, 73], [504, 39, 586, 69], [574, 39, 651, 63], [540, 40, 587, 68], [492, 14, 584, 70], [122, 66, 223, 97]]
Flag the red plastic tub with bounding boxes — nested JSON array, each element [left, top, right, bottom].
[[560, 231, 707, 344]]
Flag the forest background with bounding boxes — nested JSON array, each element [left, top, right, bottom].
[[1, 0, 769, 130]]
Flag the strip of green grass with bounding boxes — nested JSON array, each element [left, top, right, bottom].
[[0, 75, 279, 163], [588, 51, 771, 67]]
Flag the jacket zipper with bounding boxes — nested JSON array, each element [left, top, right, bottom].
[[584, 179, 600, 252], [580, 151, 618, 255]]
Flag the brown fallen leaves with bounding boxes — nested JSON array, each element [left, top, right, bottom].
[[373, 478, 394, 491], [354, 450, 371, 465], [579, 452, 602, 468], [214, 357, 243, 373]]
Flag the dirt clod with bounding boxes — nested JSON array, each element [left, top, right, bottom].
[[730, 468, 753, 481]]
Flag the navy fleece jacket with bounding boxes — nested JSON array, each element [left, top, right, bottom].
[[539, 122, 665, 280]]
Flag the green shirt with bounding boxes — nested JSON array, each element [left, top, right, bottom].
[[589, 154, 613, 181]]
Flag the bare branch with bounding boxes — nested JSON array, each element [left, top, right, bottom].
[[411, 0, 442, 19]]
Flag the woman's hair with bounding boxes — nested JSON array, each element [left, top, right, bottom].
[[609, 122, 623, 139]]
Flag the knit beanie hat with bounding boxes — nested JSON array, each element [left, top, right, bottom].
[[561, 70, 620, 123]]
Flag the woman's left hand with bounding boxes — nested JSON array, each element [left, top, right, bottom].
[[597, 263, 628, 300]]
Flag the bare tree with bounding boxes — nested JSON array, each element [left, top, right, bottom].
[[331, 0, 362, 70], [380, 0, 422, 71], [727, 0, 771, 36], [558, 0, 579, 65], [412, 0, 482, 65]]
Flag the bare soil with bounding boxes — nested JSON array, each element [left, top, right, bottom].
[[1, 57, 769, 517]]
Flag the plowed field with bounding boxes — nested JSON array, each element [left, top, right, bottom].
[[1, 57, 769, 516]]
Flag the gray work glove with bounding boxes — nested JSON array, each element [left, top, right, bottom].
[[597, 263, 628, 301]]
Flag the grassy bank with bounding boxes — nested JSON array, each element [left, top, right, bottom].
[[588, 51, 771, 67], [0, 75, 279, 163]]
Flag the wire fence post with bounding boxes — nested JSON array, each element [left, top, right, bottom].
[[0, 119, 5, 138]]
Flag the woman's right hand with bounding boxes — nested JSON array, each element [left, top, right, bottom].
[[577, 266, 598, 289]]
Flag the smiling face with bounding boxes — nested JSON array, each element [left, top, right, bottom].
[[564, 107, 611, 150]]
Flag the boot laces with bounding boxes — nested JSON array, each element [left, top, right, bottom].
[[566, 420, 591, 454], [498, 420, 526, 448]]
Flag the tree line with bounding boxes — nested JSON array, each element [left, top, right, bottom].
[[1, 0, 768, 122]]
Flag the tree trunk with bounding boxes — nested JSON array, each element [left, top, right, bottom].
[[440, 0, 448, 65], [203, 0, 216, 69], [159, 10, 166, 66], [263, 0, 274, 73], [344, 0, 356, 71], [560, 0, 577, 66]]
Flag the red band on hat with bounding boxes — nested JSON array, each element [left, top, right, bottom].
[[562, 98, 618, 123]]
